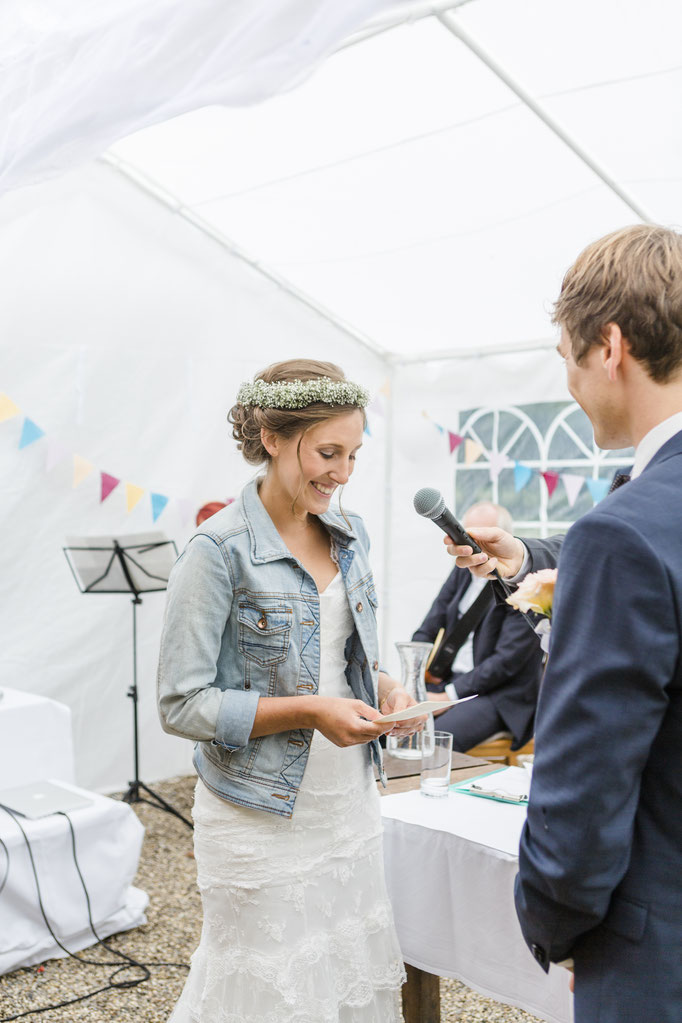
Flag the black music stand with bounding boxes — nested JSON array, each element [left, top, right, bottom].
[[64, 533, 192, 829]]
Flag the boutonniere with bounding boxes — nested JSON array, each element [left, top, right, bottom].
[[505, 569, 557, 653]]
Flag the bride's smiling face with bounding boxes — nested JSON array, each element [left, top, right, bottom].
[[264, 410, 364, 515]]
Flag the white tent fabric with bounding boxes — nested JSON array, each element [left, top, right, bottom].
[[109, 0, 682, 356], [0, 160, 387, 791], [1, 0, 680, 790], [0, 0, 408, 194]]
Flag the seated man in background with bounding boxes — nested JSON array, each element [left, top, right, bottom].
[[412, 501, 543, 752]]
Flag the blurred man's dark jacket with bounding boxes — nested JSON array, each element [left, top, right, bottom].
[[413, 565, 543, 748]]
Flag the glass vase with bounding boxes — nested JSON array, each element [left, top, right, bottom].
[[386, 641, 435, 759]]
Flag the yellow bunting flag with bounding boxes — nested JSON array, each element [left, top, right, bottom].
[[464, 439, 484, 465], [0, 394, 20, 423], [125, 483, 145, 513], [379, 377, 391, 398], [73, 454, 94, 488]]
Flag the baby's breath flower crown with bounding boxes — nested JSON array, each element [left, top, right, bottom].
[[236, 377, 369, 410]]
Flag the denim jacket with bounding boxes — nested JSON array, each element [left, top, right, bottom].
[[156, 477, 386, 817]]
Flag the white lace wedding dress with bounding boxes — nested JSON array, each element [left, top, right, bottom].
[[169, 571, 405, 1023]]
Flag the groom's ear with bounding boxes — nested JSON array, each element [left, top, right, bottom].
[[600, 323, 625, 382]]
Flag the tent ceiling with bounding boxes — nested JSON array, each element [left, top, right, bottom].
[[108, 0, 682, 358]]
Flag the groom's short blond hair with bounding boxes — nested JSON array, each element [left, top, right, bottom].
[[553, 224, 682, 382]]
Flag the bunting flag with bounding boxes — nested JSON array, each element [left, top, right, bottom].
[[151, 492, 169, 522], [19, 418, 45, 449], [514, 461, 534, 492], [422, 406, 615, 509], [0, 394, 20, 422], [448, 431, 462, 453], [488, 450, 510, 480], [176, 496, 195, 525], [363, 421, 371, 437], [586, 477, 610, 504], [46, 438, 69, 471], [541, 471, 560, 497], [464, 438, 484, 465], [126, 483, 145, 513], [1, 390, 202, 523], [379, 377, 391, 398], [73, 454, 94, 488], [100, 472, 120, 503], [562, 473, 585, 507]]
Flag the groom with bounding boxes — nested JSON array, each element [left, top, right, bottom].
[[448, 225, 682, 1023]]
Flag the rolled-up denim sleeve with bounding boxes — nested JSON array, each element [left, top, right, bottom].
[[156, 534, 259, 749]]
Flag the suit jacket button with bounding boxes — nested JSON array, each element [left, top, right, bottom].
[[356, 601, 363, 612]]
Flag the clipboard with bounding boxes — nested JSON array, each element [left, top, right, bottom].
[[450, 766, 529, 805]]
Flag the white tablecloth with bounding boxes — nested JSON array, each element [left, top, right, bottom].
[[381, 788, 573, 1023], [0, 782, 147, 974], [0, 687, 75, 788]]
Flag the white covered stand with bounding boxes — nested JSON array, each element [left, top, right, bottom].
[[0, 688, 148, 974]]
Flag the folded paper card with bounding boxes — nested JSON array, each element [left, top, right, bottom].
[[377, 693, 477, 723]]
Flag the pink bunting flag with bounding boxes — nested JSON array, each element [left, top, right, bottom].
[[542, 471, 560, 497], [100, 472, 120, 502], [448, 431, 463, 454]]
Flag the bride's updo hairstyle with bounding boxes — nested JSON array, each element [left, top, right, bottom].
[[228, 359, 367, 467]]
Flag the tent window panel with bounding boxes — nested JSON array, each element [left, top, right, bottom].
[[453, 401, 634, 537]]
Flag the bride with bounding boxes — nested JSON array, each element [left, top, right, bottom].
[[157, 358, 424, 1022]]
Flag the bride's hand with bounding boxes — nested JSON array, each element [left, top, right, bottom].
[[380, 686, 428, 738], [309, 697, 393, 748]]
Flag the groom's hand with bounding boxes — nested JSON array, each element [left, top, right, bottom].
[[444, 526, 525, 579]]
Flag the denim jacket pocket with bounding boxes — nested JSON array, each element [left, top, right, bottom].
[[238, 602, 292, 666]]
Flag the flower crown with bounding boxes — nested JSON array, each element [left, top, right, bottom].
[[236, 377, 369, 410]]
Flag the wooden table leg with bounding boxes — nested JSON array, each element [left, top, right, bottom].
[[402, 962, 440, 1023]]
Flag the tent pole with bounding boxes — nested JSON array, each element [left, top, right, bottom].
[[380, 363, 396, 667], [392, 336, 558, 365], [336, 0, 474, 52], [437, 12, 655, 224], [101, 153, 391, 364]]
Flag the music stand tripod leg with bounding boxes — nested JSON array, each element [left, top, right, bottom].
[[119, 584, 193, 830]]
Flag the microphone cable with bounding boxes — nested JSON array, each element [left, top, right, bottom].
[[0, 806, 190, 1021]]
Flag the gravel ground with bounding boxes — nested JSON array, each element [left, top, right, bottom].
[[0, 776, 542, 1023]]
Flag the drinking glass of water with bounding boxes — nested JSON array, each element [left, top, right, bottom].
[[420, 731, 453, 797]]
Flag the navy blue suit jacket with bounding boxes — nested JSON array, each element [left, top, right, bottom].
[[514, 431, 682, 1022], [412, 567, 543, 747]]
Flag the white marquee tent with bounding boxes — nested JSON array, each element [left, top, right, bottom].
[[1, 0, 680, 792]]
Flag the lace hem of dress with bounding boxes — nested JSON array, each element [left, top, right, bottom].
[[173, 899, 405, 1023]]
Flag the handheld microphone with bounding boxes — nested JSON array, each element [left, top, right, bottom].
[[413, 487, 509, 590]]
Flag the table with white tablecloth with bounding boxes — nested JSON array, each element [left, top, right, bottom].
[[381, 787, 573, 1023], [0, 687, 75, 788], [0, 782, 148, 974]]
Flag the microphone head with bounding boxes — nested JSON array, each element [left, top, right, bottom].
[[413, 487, 445, 520]]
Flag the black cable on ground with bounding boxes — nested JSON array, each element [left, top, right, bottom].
[[0, 807, 189, 1021]]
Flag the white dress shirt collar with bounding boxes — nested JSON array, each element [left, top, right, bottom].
[[631, 410, 682, 479]]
